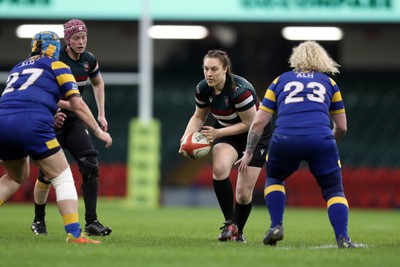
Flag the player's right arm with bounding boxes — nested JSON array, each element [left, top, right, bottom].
[[181, 81, 210, 142], [68, 95, 112, 148], [179, 106, 209, 153], [52, 61, 112, 148], [57, 99, 72, 111], [329, 78, 347, 141], [236, 109, 272, 173], [331, 113, 347, 141]]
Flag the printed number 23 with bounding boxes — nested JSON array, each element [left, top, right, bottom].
[[284, 81, 326, 104], [2, 68, 43, 96]]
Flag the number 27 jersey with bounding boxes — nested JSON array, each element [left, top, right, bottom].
[[0, 56, 79, 116], [260, 70, 345, 136]]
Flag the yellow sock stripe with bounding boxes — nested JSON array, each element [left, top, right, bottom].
[[35, 180, 51, 189], [0, 199, 4, 206], [264, 184, 285, 197], [62, 213, 79, 226], [327, 196, 348, 208]]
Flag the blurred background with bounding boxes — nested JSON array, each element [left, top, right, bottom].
[[1, 0, 399, 209]]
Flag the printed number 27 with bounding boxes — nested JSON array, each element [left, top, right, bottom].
[[2, 68, 43, 96]]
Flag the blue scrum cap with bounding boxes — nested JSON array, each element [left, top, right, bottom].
[[30, 31, 61, 60]]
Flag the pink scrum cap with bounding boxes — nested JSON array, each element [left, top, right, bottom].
[[63, 19, 87, 45]]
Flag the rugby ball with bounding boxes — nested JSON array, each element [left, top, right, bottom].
[[181, 132, 211, 159]]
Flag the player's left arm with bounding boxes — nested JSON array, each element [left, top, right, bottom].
[[206, 107, 256, 140], [236, 109, 272, 172], [210, 88, 257, 138], [238, 106, 256, 128], [90, 73, 108, 131]]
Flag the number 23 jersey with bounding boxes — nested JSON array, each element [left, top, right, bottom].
[[260, 70, 345, 136]]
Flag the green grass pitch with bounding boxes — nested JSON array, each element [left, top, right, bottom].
[[0, 199, 399, 267]]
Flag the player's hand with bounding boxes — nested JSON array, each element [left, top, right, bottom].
[[178, 135, 187, 155], [178, 140, 183, 154], [94, 127, 112, 148], [200, 126, 218, 143], [54, 109, 67, 128], [235, 151, 253, 173], [98, 115, 108, 132]]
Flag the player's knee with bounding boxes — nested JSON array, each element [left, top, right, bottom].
[[10, 173, 28, 184], [6, 166, 29, 184], [50, 166, 78, 201], [236, 187, 252, 204], [78, 150, 99, 177], [35, 179, 51, 190], [78, 150, 99, 192], [265, 177, 284, 187], [37, 170, 51, 185], [317, 170, 345, 201], [212, 161, 230, 179]]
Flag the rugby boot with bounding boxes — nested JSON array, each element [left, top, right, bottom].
[[218, 220, 238, 241], [263, 224, 284, 246], [31, 220, 48, 235], [84, 220, 112, 236], [337, 235, 356, 248], [66, 233, 101, 244], [232, 233, 247, 243]]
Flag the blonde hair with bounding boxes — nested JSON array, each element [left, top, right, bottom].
[[289, 41, 340, 75]]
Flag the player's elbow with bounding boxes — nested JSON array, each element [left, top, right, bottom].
[[336, 124, 347, 135], [69, 96, 85, 112], [333, 124, 347, 141], [331, 113, 347, 137]]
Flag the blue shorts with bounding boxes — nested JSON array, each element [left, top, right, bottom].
[[0, 112, 61, 161], [266, 133, 341, 180]]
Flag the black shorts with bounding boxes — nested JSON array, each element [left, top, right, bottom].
[[56, 119, 97, 160], [213, 123, 272, 168]]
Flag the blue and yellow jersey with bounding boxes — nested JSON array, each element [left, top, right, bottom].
[[260, 70, 345, 136], [0, 55, 79, 116]]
